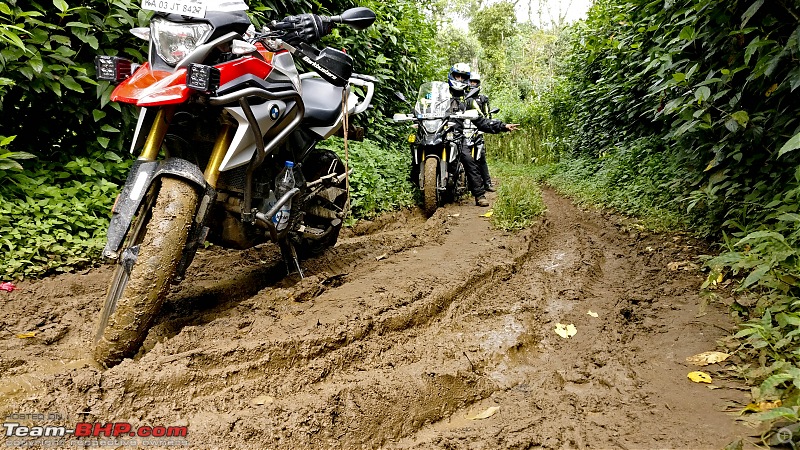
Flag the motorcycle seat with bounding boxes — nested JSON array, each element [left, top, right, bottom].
[[301, 77, 344, 126]]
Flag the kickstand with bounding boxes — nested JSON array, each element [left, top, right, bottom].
[[279, 238, 304, 279]]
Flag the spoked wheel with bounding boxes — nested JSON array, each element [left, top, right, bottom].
[[93, 177, 199, 368], [294, 149, 348, 257], [423, 157, 440, 217]]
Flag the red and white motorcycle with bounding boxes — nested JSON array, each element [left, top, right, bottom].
[[92, 1, 376, 367]]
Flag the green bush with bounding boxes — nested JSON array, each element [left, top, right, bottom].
[[322, 137, 416, 219], [0, 148, 132, 278]]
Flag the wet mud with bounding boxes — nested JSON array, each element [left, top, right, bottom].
[[0, 188, 753, 449]]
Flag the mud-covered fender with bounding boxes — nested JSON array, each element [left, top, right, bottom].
[[103, 158, 207, 259]]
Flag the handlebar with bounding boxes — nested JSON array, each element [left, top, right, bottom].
[[263, 7, 376, 45], [392, 110, 479, 123]]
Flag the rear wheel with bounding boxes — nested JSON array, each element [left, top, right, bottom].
[[93, 177, 199, 368], [423, 157, 439, 217], [294, 149, 348, 257]]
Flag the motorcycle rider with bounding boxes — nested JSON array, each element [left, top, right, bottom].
[[447, 63, 518, 206], [467, 72, 496, 193]]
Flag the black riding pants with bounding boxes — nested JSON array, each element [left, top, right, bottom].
[[459, 144, 485, 198]]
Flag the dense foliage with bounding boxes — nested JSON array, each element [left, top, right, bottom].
[[0, 0, 438, 278]]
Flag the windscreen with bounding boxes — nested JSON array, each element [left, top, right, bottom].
[[413, 81, 451, 118]]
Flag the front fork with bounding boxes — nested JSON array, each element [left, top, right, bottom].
[[104, 106, 234, 281]]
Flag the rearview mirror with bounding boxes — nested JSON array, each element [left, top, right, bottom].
[[489, 107, 500, 114], [331, 7, 377, 31]]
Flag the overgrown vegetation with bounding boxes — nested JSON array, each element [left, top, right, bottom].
[[323, 138, 416, 220], [489, 161, 547, 230]]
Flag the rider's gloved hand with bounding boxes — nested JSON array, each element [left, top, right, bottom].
[[277, 13, 333, 44]]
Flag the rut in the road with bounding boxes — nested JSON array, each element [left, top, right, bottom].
[[1, 190, 749, 450]]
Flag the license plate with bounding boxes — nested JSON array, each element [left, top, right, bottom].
[[141, 0, 207, 18], [416, 113, 444, 119]]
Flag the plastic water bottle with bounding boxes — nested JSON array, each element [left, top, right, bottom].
[[273, 161, 295, 231]]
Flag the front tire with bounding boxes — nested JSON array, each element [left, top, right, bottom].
[[423, 157, 439, 217], [93, 177, 199, 368]]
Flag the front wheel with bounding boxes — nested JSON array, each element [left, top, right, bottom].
[[453, 159, 467, 199], [93, 177, 199, 368], [423, 157, 439, 217]]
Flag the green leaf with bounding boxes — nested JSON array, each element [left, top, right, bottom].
[[60, 76, 84, 93], [731, 111, 749, 127], [679, 26, 695, 41], [29, 54, 44, 74], [695, 86, 711, 102], [741, 0, 764, 28], [92, 110, 106, 122], [743, 264, 771, 288], [672, 72, 685, 82], [778, 132, 800, 157], [53, 0, 68, 12], [2, 151, 36, 160]]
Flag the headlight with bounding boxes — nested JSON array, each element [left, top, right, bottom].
[[421, 119, 443, 134], [151, 17, 212, 66]]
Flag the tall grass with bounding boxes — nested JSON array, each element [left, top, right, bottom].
[[489, 161, 547, 230]]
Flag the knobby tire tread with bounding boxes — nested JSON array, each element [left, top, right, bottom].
[[93, 177, 199, 368]]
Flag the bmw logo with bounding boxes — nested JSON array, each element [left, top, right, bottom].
[[269, 104, 280, 120]]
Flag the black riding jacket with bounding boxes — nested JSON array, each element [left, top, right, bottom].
[[449, 93, 508, 134]]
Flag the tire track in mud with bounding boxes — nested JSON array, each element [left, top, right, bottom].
[[0, 190, 751, 449]]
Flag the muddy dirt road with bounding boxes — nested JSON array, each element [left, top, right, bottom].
[[1, 188, 754, 449]]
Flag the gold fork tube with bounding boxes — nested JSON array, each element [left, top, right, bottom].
[[204, 124, 234, 188], [138, 106, 176, 161]]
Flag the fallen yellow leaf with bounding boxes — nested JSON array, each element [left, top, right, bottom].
[[554, 323, 577, 339], [740, 401, 781, 414], [466, 406, 499, 420], [479, 210, 493, 218], [587, 311, 599, 318], [686, 351, 730, 366], [16, 331, 37, 339], [687, 371, 712, 383]]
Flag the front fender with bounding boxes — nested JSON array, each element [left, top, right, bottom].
[[103, 158, 207, 259]]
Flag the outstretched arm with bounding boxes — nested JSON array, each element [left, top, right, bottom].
[[473, 117, 519, 133]]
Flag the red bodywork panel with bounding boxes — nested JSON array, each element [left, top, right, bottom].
[[111, 48, 282, 107]]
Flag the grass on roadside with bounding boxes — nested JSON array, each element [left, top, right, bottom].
[[490, 161, 547, 230]]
